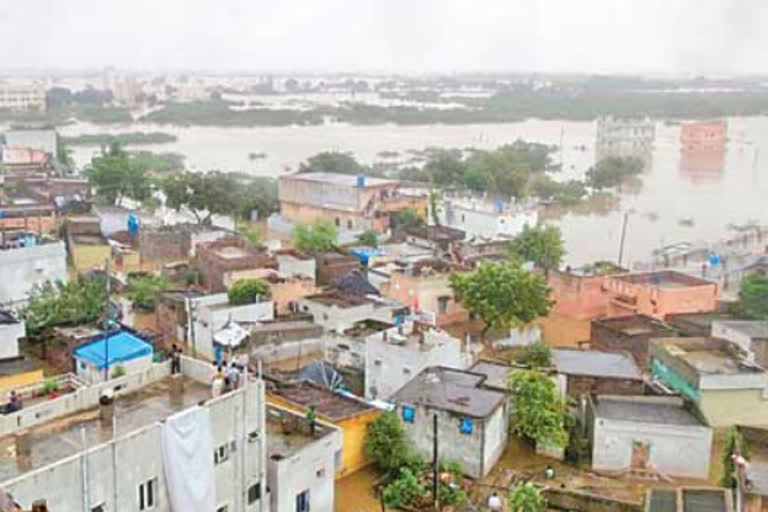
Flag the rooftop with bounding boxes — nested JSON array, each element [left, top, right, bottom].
[[647, 488, 731, 512], [266, 404, 336, 460], [214, 246, 251, 260], [552, 348, 643, 380], [0, 312, 20, 325], [304, 291, 369, 308], [343, 319, 394, 338], [269, 381, 374, 421], [593, 314, 679, 338], [665, 311, 738, 331], [611, 270, 714, 289], [285, 172, 397, 188], [715, 320, 768, 339], [0, 377, 210, 482], [652, 337, 765, 375], [73, 330, 153, 370], [468, 360, 519, 390], [592, 395, 706, 427], [391, 367, 506, 418]]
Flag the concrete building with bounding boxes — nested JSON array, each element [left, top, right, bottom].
[[276, 250, 316, 280], [266, 380, 380, 479], [63, 216, 111, 272], [391, 366, 508, 478], [590, 314, 680, 369], [4, 128, 57, 157], [437, 195, 538, 240], [0, 236, 67, 307], [588, 395, 712, 479], [0, 311, 42, 394], [365, 321, 467, 400], [73, 330, 154, 384], [0, 84, 46, 112], [0, 357, 269, 512], [711, 320, 768, 368], [646, 488, 733, 512], [665, 311, 739, 337], [595, 117, 655, 162], [299, 292, 405, 333], [737, 425, 768, 512], [223, 268, 317, 316], [266, 404, 343, 512], [603, 270, 718, 320], [650, 337, 768, 427], [0, 311, 24, 360], [380, 259, 469, 327], [137, 223, 230, 265], [551, 348, 645, 398], [313, 249, 361, 286], [681, 119, 728, 152], [277, 172, 426, 234], [547, 264, 627, 320], [194, 236, 276, 293]]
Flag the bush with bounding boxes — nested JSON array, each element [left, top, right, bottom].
[[509, 370, 570, 448], [126, 275, 169, 311], [509, 482, 547, 512], [364, 412, 411, 472], [439, 460, 468, 507], [357, 230, 379, 248], [42, 378, 60, 395], [228, 279, 270, 305], [516, 341, 552, 368], [292, 220, 338, 252], [381, 468, 426, 509], [722, 427, 750, 488]]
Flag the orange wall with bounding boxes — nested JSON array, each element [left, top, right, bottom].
[[0, 215, 56, 234], [382, 272, 468, 326], [605, 278, 718, 319], [548, 271, 612, 320]]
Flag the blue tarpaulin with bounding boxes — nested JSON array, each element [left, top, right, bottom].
[[74, 330, 153, 370], [350, 247, 384, 266]]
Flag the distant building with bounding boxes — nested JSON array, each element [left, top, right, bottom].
[[299, 292, 406, 333], [63, 216, 111, 272], [0, 312, 42, 394], [277, 172, 427, 234], [679, 120, 728, 181], [551, 348, 645, 398], [224, 268, 317, 316], [0, 234, 67, 306], [391, 366, 508, 478], [603, 270, 718, 319], [595, 116, 655, 162], [194, 236, 276, 292], [588, 394, 712, 479], [137, 223, 230, 265], [590, 314, 680, 369], [650, 337, 768, 427], [0, 83, 46, 112], [4, 128, 57, 156], [437, 195, 538, 240], [313, 249, 361, 286]]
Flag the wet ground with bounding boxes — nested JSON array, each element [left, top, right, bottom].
[[335, 466, 383, 512]]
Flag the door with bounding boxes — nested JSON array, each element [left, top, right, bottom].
[[296, 489, 310, 512]]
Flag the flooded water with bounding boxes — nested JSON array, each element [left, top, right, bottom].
[[58, 116, 768, 265]]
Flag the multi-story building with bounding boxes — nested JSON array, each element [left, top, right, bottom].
[[277, 172, 427, 235], [595, 116, 655, 162], [436, 196, 538, 240], [0, 234, 67, 307], [0, 83, 46, 112], [679, 119, 728, 181]]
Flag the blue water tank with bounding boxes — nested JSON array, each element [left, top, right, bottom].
[[356, 174, 366, 188]]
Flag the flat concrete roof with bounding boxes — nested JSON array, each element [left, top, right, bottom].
[[653, 337, 765, 375], [0, 378, 210, 482], [269, 382, 374, 421], [552, 349, 643, 380], [593, 395, 705, 427], [391, 367, 506, 419], [468, 360, 516, 390], [612, 270, 713, 288], [715, 321, 768, 339], [305, 292, 369, 308], [284, 172, 397, 188], [593, 314, 678, 337], [266, 405, 336, 460]]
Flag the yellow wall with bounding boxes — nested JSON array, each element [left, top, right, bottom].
[[0, 369, 43, 395], [267, 394, 381, 479], [72, 244, 111, 272], [699, 388, 768, 427]]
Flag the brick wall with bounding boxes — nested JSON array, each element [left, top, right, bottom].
[[138, 229, 187, 263], [195, 236, 276, 292]]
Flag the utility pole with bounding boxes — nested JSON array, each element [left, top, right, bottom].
[[432, 414, 439, 511], [617, 212, 629, 267], [103, 257, 111, 381]]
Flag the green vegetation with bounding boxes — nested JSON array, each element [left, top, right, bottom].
[[228, 279, 270, 305], [438, 461, 468, 508], [450, 261, 551, 340], [299, 151, 364, 175], [236, 223, 261, 247], [111, 365, 127, 379], [84, 143, 152, 206], [381, 468, 426, 509], [292, 220, 338, 252], [160, 171, 238, 224], [508, 370, 570, 448], [516, 341, 553, 368], [585, 156, 644, 190], [42, 378, 60, 395], [735, 272, 768, 320], [141, 100, 324, 126], [232, 177, 279, 220], [580, 260, 626, 276], [391, 207, 425, 230], [127, 151, 185, 174], [527, 174, 587, 205], [23, 276, 107, 335], [62, 132, 177, 146], [126, 275, 169, 311], [356, 230, 379, 248], [364, 412, 412, 473], [510, 224, 566, 276], [509, 482, 547, 512], [721, 427, 750, 488]]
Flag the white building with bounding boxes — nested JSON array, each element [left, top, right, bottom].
[[595, 116, 655, 162], [0, 83, 46, 112], [0, 239, 67, 307], [364, 321, 468, 400], [299, 292, 404, 333], [437, 196, 538, 240], [0, 312, 24, 359], [0, 357, 269, 512], [73, 330, 154, 384]]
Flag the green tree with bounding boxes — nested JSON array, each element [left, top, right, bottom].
[[236, 223, 262, 247], [84, 142, 152, 206], [429, 190, 441, 226], [721, 427, 750, 488], [508, 482, 547, 512], [450, 261, 551, 341], [126, 275, 169, 311], [299, 151, 365, 175], [585, 156, 644, 190], [292, 220, 338, 252], [508, 370, 569, 448], [160, 171, 237, 224], [357, 230, 379, 248], [510, 224, 566, 276], [736, 272, 768, 320], [381, 468, 426, 509], [516, 341, 553, 368], [364, 412, 411, 472], [233, 177, 279, 220], [391, 207, 424, 229], [227, 279, 270, 305], [22, 276, 107, 335], [438, 461, 468, 508]]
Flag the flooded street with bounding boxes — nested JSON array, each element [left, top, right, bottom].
[[335, 466, 383, 512], [59, 116, 768, 265]]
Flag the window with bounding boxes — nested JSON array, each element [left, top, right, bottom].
[[402, 405, 415, 423], [216, 505, 229, 512], [248, 483, 262, 504], [460, 417, 473, 435], [214, 444, 230, 465], [91, 504, 105, 512], [296, 489, 310, 512], [335, 217, 340, 227], [138, 478, 157, 510], [80, 361, 87, 371], [316, 468, 326, 478], [437, 296, 449, 314]]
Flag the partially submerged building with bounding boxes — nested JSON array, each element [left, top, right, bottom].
[[551, 348, 645, 398], [588, 395, 712, 479], [595, 116, 655, 163], [391, 366, 508, 479], [650, 337, 768, 427]]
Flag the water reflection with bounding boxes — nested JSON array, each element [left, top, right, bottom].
[[678, 119, 727, 182]]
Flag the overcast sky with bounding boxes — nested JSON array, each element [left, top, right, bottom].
[[1, 0, 767, 75]]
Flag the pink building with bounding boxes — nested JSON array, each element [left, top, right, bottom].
[[603, 271, 718, 320], [548, 266, 626, 320]]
